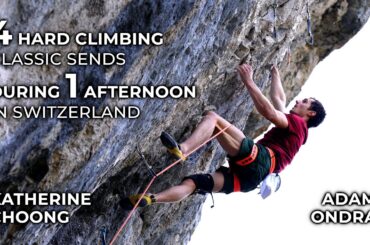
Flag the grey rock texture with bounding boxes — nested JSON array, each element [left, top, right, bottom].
[[0, 0, 369, 244]]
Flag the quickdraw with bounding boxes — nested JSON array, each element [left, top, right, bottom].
[[136, 146, 157, 177], [306, 2, 314, 45], [273, 0, 278, 39], [98, 226, 107, 245]]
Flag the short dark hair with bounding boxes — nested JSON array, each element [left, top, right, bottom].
[[307, 98, 326, 128]]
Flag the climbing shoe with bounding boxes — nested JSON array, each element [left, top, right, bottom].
[[119, 194, 156, 210], [160, 132, 186, 160]]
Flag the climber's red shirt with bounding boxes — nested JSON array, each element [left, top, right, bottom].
[[257, 113, 308, 173]]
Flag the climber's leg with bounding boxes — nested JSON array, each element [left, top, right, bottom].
[[180, 111, 245, 157], [154, 171, 225, 203]]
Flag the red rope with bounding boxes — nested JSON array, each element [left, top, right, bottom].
[[109, 124, 232, 245]]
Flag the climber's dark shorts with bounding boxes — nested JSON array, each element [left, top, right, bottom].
[[221, 138, 272, 193], [183, 138, 271, 194]]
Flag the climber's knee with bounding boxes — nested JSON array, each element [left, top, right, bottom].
[[182, 174, 214, 195]]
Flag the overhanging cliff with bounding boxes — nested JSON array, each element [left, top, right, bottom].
[[0, 0, 369, 244]]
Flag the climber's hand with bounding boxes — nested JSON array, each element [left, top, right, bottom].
[[237, 64, 254, 85]]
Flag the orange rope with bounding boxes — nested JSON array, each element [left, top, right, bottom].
[[109, 124, 232, 245]]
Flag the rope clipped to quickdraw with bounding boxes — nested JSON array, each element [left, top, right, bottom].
[[109, 124, 232, 245], [306, 2, 314, 45]]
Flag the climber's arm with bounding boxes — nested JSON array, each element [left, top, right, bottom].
[[237, 64, 288, 128], [269, 65, 286, 112]]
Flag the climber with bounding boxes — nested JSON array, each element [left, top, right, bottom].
[[120, 64, 326, 208]]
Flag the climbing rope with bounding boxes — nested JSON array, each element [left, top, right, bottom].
[[109, 124, 232, 245]]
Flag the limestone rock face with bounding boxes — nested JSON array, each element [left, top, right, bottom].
[[0, 0, 369, 244]]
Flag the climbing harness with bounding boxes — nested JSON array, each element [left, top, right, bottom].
[[306, 2, 314, 45], [258, 147, 280, 199], [235, 144, 258, 166], [109, 124, 232, 245], [266, 147, 276, 174]]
